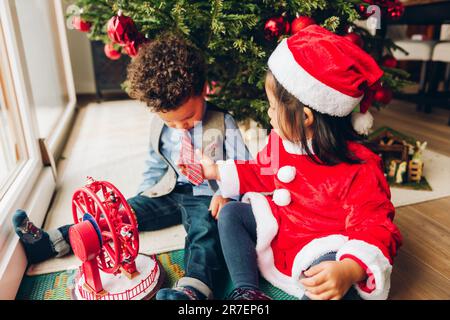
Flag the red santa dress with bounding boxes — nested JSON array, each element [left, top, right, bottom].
[[217, 130, 402, 300]]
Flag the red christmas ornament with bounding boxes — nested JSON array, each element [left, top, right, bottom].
[[104, 43, 121, 60], [123, 41, 140, 58], [386, 0, 405, 20], [367, 0, 404, 19], [264, 16, 290, 41], [381, 55, 398, 68], [72, 16, 91, 32], [107, 11, 139, 45], [290, 16, 315, 35], [123, 34, 146, 58], [355, 4, 374, 20], [343, 32, 364, 48], [374, 86, 393, 104]]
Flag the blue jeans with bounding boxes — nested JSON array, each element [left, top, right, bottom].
[[218, 201, 362, 300], [127, 184, 223, 290]]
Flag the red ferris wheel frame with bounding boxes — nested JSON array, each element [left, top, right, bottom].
[[71, 177, 139, 275]]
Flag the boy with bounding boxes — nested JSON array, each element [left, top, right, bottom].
[[12, 34, 250, 300]]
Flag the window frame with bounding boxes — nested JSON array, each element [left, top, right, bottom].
[[0, 0, 43, 223]]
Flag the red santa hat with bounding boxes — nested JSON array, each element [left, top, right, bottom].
[[268, 25, 383, 135]]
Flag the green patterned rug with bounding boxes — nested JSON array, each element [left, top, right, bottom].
[[16, 250, 296, 300]]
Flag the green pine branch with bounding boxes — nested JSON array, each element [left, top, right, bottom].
[[70, 0, 411, 128]]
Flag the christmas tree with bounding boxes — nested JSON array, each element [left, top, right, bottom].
[[70, 0, 410, 128]]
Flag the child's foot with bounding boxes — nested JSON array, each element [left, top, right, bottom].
[[227, 287, 272, 300], [156, 285, 207, 300], [12, 210, 72, 264]]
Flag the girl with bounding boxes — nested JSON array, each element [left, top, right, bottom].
[[190, 25, 402, 300]]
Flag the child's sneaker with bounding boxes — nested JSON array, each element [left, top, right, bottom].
[[227, 287, 272, 300], [12, 210, 57, 264], [156, 285, 207, 300]]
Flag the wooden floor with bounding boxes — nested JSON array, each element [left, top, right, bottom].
[[372, 101, 450, 300]]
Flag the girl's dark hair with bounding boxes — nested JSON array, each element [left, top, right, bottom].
[[268, 70, 364, 166]]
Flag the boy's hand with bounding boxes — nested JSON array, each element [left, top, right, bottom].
[[195, 149, 220, 181], [299, 259, 366, 300], [209, 195, 230, 220]]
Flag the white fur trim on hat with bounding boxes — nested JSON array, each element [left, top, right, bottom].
[[272, 189, 291, 206], [277, 166, 296, 183], [351, 111, 374, 135], [268, 39, 363, 117]]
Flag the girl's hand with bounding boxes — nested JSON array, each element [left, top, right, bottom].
[[299, 259, 366, 300], [209, 195, 230, 220], [195, 149, 220, 181]]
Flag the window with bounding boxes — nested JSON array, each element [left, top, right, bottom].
[[0, 68, 26, 198], [9, 0, 76, 156], [0, 17, 31, 202], [13, 0, 71, 141]]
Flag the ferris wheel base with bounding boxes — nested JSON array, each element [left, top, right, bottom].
[[72, 254, 165, 300]]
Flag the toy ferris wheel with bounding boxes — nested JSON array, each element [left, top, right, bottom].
[[69, 177, 164, 300]]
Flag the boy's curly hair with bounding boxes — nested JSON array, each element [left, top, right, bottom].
[[127, 33, 206, 112]]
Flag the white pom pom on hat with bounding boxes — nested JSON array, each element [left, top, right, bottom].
[[351, 110, 374, 135]]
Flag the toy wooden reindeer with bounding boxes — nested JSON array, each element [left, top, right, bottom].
[[408, 141, 427, 183]]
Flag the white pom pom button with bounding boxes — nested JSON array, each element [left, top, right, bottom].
[[272, 189, 291, 206], [277, 166, 296, 183]]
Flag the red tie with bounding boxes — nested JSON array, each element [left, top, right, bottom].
[[178, 130, 204, 185]]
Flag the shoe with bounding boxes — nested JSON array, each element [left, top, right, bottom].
[[227, 287, 272, 300], [12, 209, 57, 264], [13, 210, 43, 242], [156, 285, 207, 300]]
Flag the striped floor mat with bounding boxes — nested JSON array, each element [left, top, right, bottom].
[[16, 250, 296, 300]]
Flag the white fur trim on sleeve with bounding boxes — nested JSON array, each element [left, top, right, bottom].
[[336, 240, 393, 300], [291, 235, 348, 282], [268, 39, 362, 117], [216, 159, 240, 198]]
